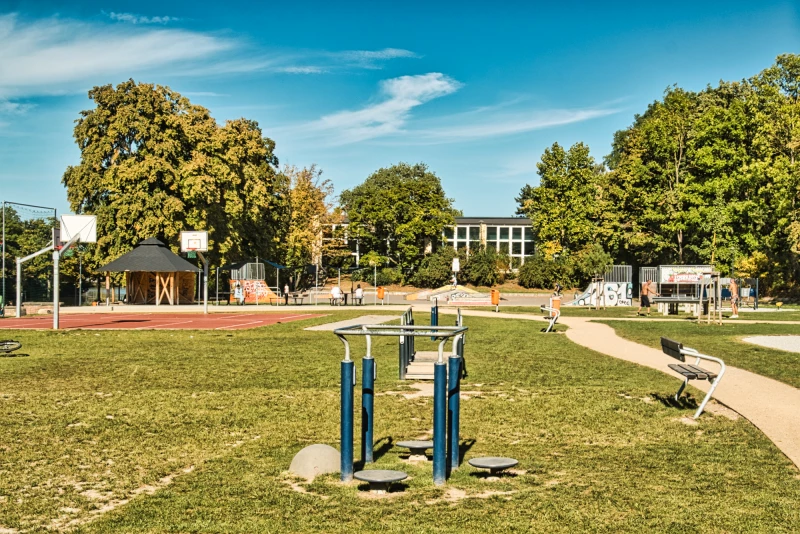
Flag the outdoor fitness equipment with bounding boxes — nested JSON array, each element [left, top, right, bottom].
[[334, 323, 468, 486]]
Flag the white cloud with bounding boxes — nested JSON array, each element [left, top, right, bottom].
[[282, 75, 618, 146], [0, 14, 236, 98], [109, 12, 179, 24], [332, 48, 418, 69], [411, 107, 619, 143], [277, 66, 327, 74], [0, 99, 34, 114], [296, 73, 462, 144]]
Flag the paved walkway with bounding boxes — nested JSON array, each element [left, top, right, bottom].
[[304, 315, 399, 331], [439, 308, 800, 469]]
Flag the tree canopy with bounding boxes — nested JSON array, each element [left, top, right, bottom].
[[518, 54, 800, 291], [62, 80, 288, 270], [339, 163, 456, 275]]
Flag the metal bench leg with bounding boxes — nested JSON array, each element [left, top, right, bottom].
[[674, 378, 688, 402], [693, 375, 720, 419]]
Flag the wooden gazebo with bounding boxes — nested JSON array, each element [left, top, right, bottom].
[[99, 238, 200, 305]]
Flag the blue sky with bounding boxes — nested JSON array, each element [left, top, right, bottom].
[[1, 0, 798, 217]]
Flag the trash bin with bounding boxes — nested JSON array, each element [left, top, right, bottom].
[[490, 289, 500, 306], [549, 296, 561, 317], [377, 286, 385, 300]]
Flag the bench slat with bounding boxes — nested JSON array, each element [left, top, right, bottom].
[[668, 363, 716, 380], [660, 337, 685, 362]]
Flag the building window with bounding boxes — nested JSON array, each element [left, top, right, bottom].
[[444, 227, 454, 240], [457, 227, 467, 240], [487, 226, 497, 240], [500, 227, 509, 240], [512, 242, 522, 255], [512, 227, 522, 240], [469, 227, 480, 240]]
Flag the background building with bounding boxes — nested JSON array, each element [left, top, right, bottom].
[[444, 217, 534, 268]]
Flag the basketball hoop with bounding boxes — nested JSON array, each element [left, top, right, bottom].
[[181, 231, 208, 253]]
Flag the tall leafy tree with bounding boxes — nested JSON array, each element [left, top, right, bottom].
[[516, 142, 603, 255], [339, 163, 456, 274], [62, 80, 287, 270], [281, 164, 347, 271]]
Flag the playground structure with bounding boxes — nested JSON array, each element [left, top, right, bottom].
[[567, 265, 633, 307], [334, 321, 468, 486]]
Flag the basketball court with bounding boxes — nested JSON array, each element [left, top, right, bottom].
[[0, 312, 325, 330]]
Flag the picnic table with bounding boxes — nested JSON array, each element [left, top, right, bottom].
[[270, 293, 307, 305]]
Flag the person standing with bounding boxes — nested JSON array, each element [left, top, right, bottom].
[[234, 283, 244, 306], [451, 274, 457, 289], [729, 278, 739, 318], [638, 279, 657, 316], [284, 283, 290, 305]]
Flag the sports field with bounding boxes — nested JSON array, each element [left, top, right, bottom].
[[1, 311, 799, 533]]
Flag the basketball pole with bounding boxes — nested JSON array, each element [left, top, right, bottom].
[[197, 251, 209, 314], [53, 233, 81, 330]]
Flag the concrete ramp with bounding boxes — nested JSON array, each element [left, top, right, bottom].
[[304, 315, 398, 331]]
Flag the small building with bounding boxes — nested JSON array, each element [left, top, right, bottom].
[[99, 238, 200, 305]]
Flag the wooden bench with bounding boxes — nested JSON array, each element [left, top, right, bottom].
[[660, 337, 726, 419]]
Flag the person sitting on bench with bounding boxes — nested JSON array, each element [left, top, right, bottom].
[[330, 285, 343, 305], [354, 284, 364, 305]]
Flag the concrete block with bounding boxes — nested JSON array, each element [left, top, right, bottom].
[[289, 444, 340, 480]]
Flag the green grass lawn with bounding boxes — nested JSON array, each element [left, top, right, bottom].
[[601, 320, 800, 389], [1, 312, 799, 532]]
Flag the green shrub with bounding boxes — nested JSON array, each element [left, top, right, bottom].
[[518, 253, 575, 289], [463, 246, 504, 287], [411, 247, 459, 288]]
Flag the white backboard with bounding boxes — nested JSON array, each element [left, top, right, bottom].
[[60, 215, 97, 243], [452, 258, 460, 272], [181, 231, 208, 252]]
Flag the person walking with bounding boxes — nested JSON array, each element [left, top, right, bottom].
[[729, 278, 739, 318], [637, 279, 658, 316]]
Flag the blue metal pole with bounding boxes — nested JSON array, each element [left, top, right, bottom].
[[448, 354, 461, 471], [361, 357, 375, 464], [433, 361, 447, 485], [431, 298, 438, 340], [341, 360, 355, 481]]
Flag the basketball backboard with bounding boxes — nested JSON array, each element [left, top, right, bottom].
[[181, 231, 208, 252], [60, 215, 97, 243]]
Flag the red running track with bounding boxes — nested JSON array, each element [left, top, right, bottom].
[[0, 313, 326, 331]]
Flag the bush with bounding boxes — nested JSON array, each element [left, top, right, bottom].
[[351, 266, 402, 286], [518, 253, 575, 289], [411, 247, 459, 288], [463, 246, 504, 287], [573, 244, 613, 284]]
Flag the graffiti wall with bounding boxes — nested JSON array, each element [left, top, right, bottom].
[[229, 279, 277, 304], [568, 282, 633, 307]]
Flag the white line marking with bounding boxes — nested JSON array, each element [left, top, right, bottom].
[[214, 320, 265, 330]]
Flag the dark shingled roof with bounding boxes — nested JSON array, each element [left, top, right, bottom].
[[99, 238, 200, 273]]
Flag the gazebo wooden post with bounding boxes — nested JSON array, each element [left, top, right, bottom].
[[156, 272, 160, 306]]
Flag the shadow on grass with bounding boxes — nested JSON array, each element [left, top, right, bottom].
[[458, 438, 477, 464], [469, 470, 519, 480], [651, 392, 699, 411], [355, 436, 394, 470]]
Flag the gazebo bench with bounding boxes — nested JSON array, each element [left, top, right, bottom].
[[660, 337, 726, 419]]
